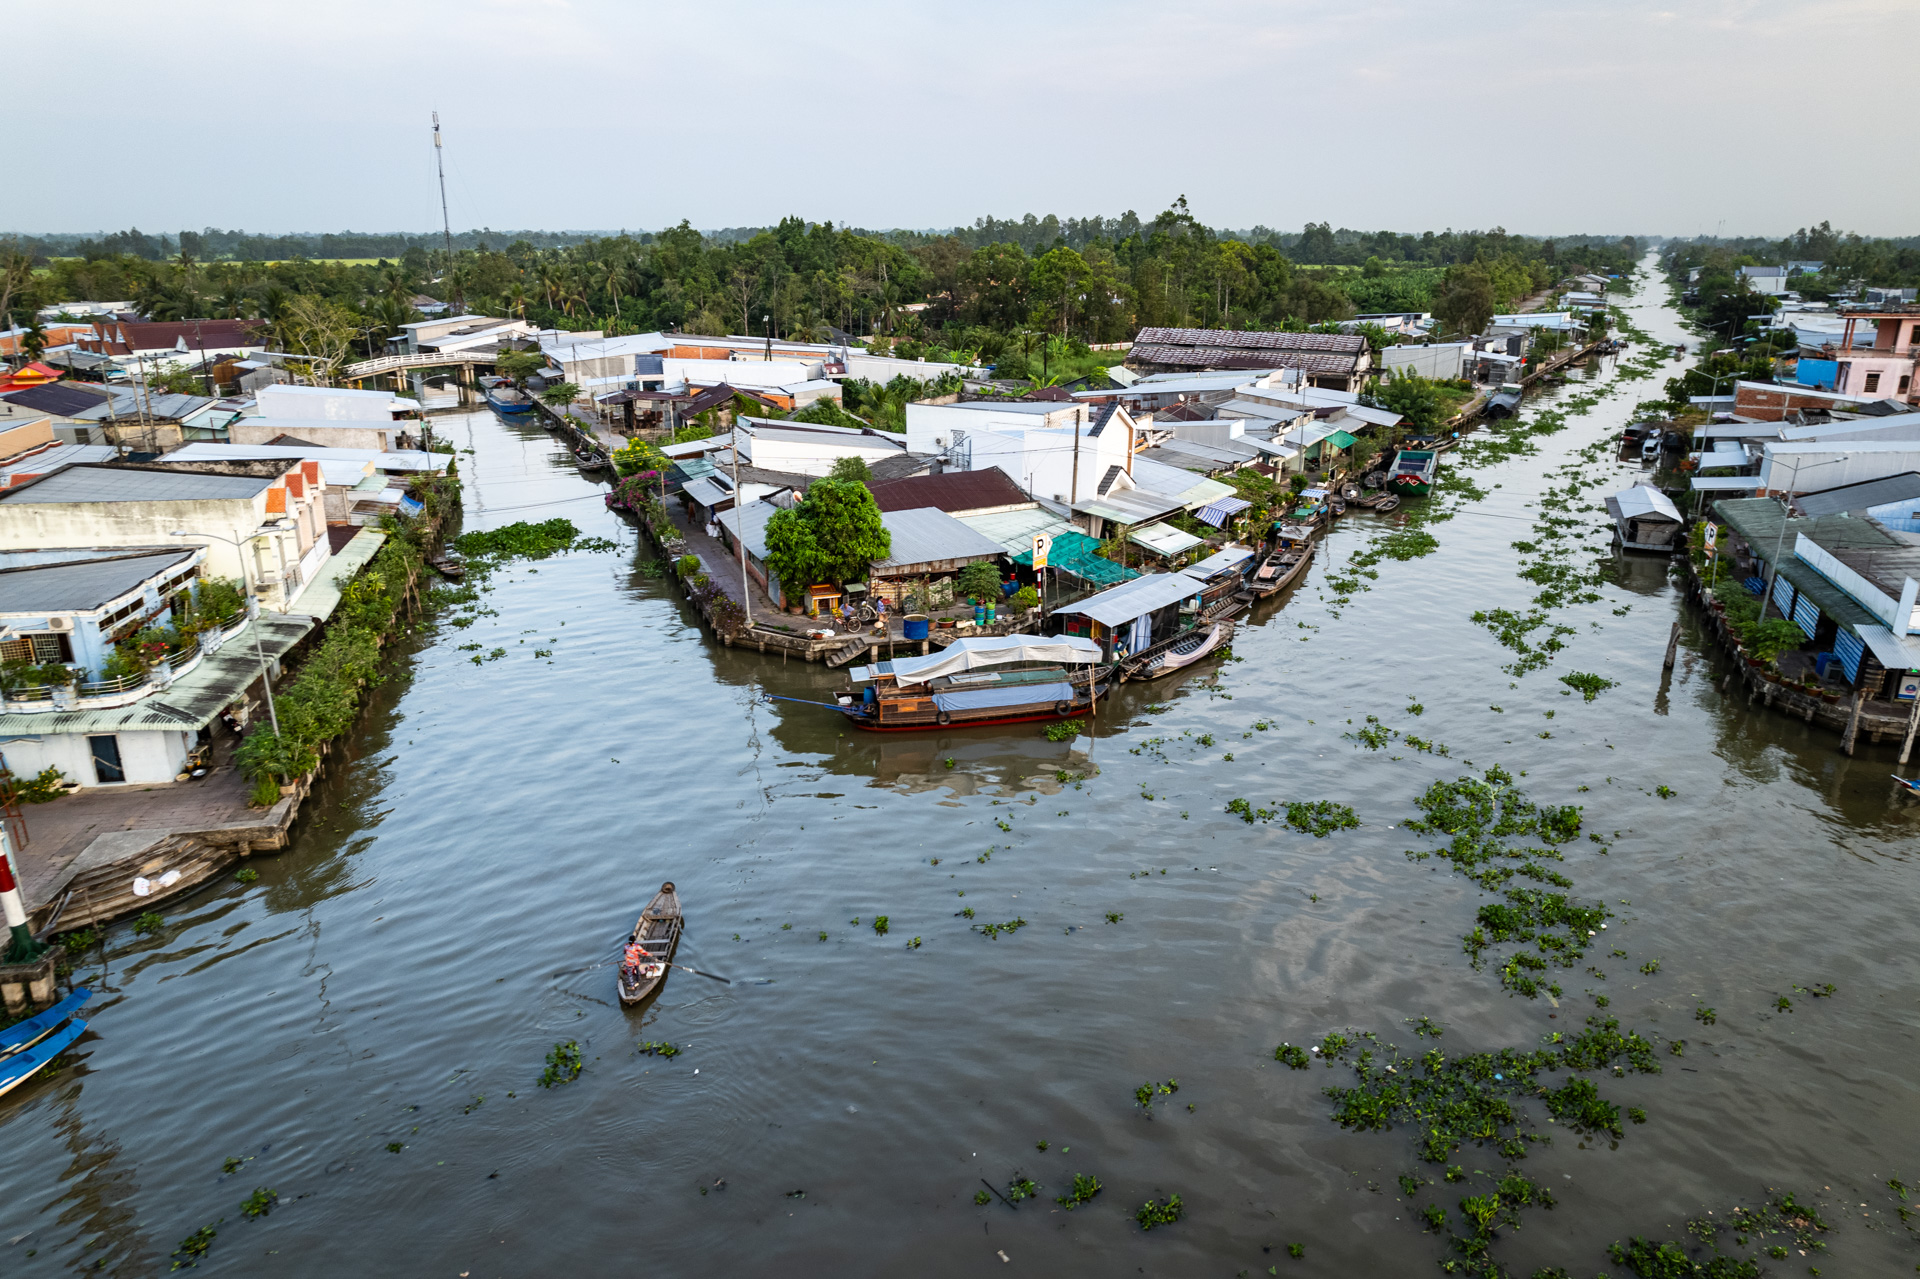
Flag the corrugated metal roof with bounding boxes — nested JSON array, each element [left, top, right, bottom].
[[1053, 571, 1199, 627], [0, 463, 275, 504], [0, 549, 196, 614], [956, 507, 1075, 554], [0, 611, 312, 736], [1134, 328, 1366, 354], [1130, 345, 1360, 374], [1604, 486, 1682, 523], [873, 507, 1006, 571], [1073, 488, 1187, 526], [868, 469, 1032, 514], [1794, 472, 1920, 516], [1128, 522, 1204, 557], [1182, 543, 1256, 581]]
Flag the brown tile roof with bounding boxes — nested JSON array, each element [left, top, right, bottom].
[[1133, 326, 1365, 354], [867, 468, 1033, 515], [1130, 344, 1361, 374]]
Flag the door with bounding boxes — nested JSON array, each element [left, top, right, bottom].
[[88, 735, 125, 784]]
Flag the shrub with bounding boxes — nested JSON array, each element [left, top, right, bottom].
[[957, 561, 1001, 601], [1012, 585, 1039, 609], [3, 765, 70, 803]]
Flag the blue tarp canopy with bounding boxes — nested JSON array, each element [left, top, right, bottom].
[[932, 681, 1076, 713]]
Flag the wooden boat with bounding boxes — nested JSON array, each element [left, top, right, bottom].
[[427, 555, 465, 581], [0, 1017, 86, 1100], [1892, 775, 1920, 798], [618, 882, 683, 1007], [1329, 496, 1347, 517], [1124, 621, 1232, 681], [1244, 525, 1314, 597], [1387, 449, 1438, 496], [0, 987, 90, 1057], [831, 634, 1109, 732], [484, 382, 535, 414]]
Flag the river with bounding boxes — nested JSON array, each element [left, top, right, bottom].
[[3, 260, 1917, 1276]]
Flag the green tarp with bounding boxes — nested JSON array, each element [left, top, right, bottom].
[[1326, 429, 1359, 449], [1013, 530, 1140, 586]]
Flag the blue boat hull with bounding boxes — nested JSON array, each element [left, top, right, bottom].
[[0, 987, 90, 1055], [0, 1018, 86, 1098]]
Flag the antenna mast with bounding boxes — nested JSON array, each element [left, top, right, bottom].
[[433, 112, 453, 269]]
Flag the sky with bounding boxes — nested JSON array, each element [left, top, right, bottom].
[[11, 0, 1916, 241]]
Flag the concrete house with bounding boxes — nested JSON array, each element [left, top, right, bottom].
[[254, 385, 418, 422], [0, 461, 331, 611]]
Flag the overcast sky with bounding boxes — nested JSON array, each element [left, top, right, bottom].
[[12, 0, 1914, 241]]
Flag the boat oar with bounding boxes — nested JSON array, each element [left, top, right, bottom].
[[664, 961, 731, 985]]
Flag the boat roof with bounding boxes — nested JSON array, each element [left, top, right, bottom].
[[1052, 572, 1201, 628], [857, 633, 1103, 686], [1603, 485, 1682, 523], [1181, 543, 1256, 582]]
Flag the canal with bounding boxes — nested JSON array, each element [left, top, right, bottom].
[[3, 260, 1917, 1276]]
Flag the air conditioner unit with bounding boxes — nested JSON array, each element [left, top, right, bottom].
[[45, 617, 73, 633]]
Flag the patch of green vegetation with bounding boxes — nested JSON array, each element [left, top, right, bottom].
[[976, 917, 1027, 940], [171, 1224, 217, 1269], [1559, 671, 1617, 702], [1006, 1177, 1038, 1203], [132, 911, 165, 936], [973, 1189, 991, 1205], [235, 867, 259, 884], [1284, 800, 1360, 837], [538, 1040, 583, 1087], [1135, 1194, 1184, 1230], [240, 1188, 277, 1219], [638, 1040, 679, 1058], [1044, 718, 1085, 742], [1056, 1173, 1101, 1209], [1274, 1044, 1311, 1069]]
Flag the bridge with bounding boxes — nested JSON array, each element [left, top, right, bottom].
[[340, 349, 504, 382]]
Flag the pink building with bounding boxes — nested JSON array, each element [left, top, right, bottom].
[[1824, 306, 1920, 403]]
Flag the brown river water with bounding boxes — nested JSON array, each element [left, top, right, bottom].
[[3, 260, 1917, 1276]]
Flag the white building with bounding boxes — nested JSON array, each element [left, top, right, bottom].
[[254, 385, 418, 422]]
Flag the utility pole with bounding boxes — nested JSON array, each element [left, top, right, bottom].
[[433, 113, 454, 283], [731, 433, 751, 627]]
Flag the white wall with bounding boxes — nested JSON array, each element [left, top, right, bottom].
[[1382, 344, 1467, 380], [1, 729, 191, 787], [229, 420, 397, 452], [664, 358, 818, 392], [904, 402, 1086, 457], [257, 385, 406, 422], [740, 433, 903, 479]]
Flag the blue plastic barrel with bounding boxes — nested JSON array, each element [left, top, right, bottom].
[[903, 615, 930, 641]]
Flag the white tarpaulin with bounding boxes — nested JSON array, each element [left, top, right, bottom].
[[883, 634, 1104, 685]]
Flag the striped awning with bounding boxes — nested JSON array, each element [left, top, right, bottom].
[[1195, 495, 1253, 527]]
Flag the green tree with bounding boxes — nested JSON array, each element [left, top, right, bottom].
[[1370, 368, 1447, 435], [762, 477, 890, 591], [828, 454, 871, 484], [539, 382, 580, 407], [1433, 265, 1496, 336]]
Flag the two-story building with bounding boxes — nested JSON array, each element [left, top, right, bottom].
[[0, 460, 331, 611]]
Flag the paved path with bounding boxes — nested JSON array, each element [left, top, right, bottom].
[[14, 745, 254, 909]]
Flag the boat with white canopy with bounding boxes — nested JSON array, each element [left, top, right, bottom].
[[830, 634, 1110, 731]]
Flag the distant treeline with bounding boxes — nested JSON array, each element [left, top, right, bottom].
[[9, 227, 625, 262]]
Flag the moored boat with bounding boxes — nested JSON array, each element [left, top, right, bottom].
[[1387, 449, 1438, 497], [427, 555, 465, 580], [832, 635, 1109, 731], [1244, 524, 1314, 597], [0, 987, 90, 1057], [482, 378, 535, 414], [618, 883, 683, 1006], [1124, 620, 1233, 681]]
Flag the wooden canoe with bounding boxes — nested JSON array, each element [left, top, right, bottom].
[[1245, 545, 1311, 597], [618, 882, 683, 1007], [0, 987, 90, 1058], [1127, 622, 1231, 681]]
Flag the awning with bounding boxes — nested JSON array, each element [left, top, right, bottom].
[[881, 634, 1104, 685], [1053, 572, 1202, 628], [1853, 624, 1920, 672], [1182, 543, 1256, 582], [1690, 476, 1763, 491], [1326, 429, 1359, 449], [1128, 522, 1204, 558], [1012, 530, 1139, 586], [1195, 495, 1252, 527]]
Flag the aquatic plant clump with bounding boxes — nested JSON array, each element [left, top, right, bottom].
[[451, 518, 615, 568], [240, 1187, 278, 1219], [1056, 1173, 1102, 1209], [1044, 718, 1085, 742], [1558, 671, 1617, 702], [1402, 766, 1602, 997], [1284, 800, 1360, 838], [537, 1040, 583, 1087], [1135, 1194, 1184, 1230], [1607, 1191, 1829, 1278]]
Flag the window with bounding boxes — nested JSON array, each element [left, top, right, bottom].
[[30, 633, 72, 664], [1864, 372, 1881, 393], [1902, 375, 1913, 396]]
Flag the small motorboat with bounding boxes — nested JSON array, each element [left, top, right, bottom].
[[1892, 775, 1920, 798], [1387, 449, 1438, 496], [484, 380, 535, 414], [618, 883, 683, 1006]]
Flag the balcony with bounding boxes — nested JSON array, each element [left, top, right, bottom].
[[0, 610, 253, 714]]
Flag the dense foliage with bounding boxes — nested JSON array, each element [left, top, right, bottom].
[[763, 479, 891, 592]]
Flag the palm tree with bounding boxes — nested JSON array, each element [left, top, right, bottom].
[[503, 283, 529, 321], [175, 249, 199, 290]]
